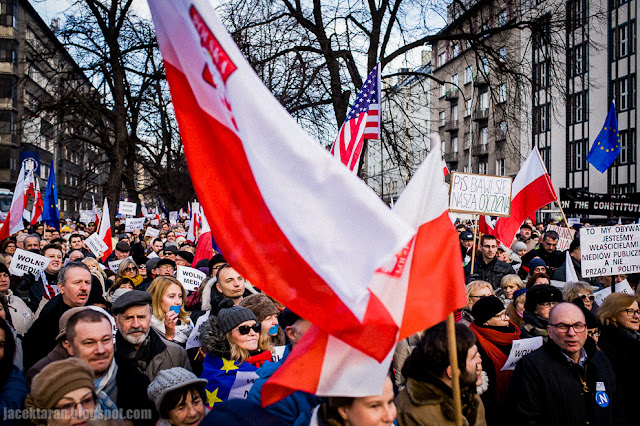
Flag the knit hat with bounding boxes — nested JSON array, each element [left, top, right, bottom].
[[56, 307, 91, 341], [147, 367, 207, 412], [529, 258, 547, 271], [177, 251, 194, 264], [216, 299, 256, 334], [513, 288, 528, 301], [524, 284, 562, 313], [513, 241, 527, 252], [26, 358, 95, 411], [240, 293, 280, 324], [472, 296, 506, 325], [146, 257, 160, 270], [279, 308, 301, 329]]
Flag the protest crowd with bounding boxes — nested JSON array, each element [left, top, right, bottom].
[[0, 209, 636, 426]]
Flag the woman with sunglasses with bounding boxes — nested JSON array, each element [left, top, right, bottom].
[[597, 293, 640, 424], [562, 281, 596, 312], [115, 258, 144, 288], [199, 299, 262, 407]]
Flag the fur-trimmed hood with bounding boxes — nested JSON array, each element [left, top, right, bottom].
[[200, 314, 231, 358]]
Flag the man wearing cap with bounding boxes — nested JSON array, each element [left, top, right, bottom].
[[23, 262, 92, 369], [511, 224, 537, 252], [107, 241, 132, 264], [161, 245, 178, 261], [176, 250, 194, 267], [156, 258, 176, 277], [139, 258, 160, 290], [464, 234, 515, 290], [511, 303, 624, 425], [459, 231, 474, 266]]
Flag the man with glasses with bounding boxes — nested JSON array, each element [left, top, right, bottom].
[[156, 259, 176, 277], [522, 230, 565, 277], [511, 302, 624, 425], [464, 234, 515, 289]]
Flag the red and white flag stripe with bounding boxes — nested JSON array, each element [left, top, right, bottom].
[[0, 164, 29, 239], [98, 198, 113, 262], [148, 0, 414, 361]]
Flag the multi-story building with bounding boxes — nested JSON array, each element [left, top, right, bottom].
[[0, 0, 106, 219]]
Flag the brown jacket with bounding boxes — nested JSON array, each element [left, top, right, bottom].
[[395, 377, 487, 426]]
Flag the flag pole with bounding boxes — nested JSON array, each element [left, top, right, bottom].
[[446, 313, 463, 426], [470, 214, 479, 274]]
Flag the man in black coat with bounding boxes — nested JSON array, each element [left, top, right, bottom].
[[521, 230, 565, 276], [464, 234, 515, 289], [511, 303, 626, 425]]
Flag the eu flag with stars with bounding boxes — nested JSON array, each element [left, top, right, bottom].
[[201, 355, 259, 408], [586, 102, 620, 173], [41, 160, 59, 229]]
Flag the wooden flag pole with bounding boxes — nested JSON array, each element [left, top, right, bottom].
[[446, 313, 463, 426], [470, 214, 479, 274]]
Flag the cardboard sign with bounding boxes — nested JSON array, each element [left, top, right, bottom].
[[145, 227, 160, 238], [9, 248, 51, 277], [176, 265, 206, 292], [546, 225, 576, 252], [501, 336, 543, 371], [449, 173, 512, 216], [593, 279, 634, 307], [85, 233, 109, 258], [169, 211, 178, 224], [118, 201, 137, 217], [150, 218, 160, 226], [108, 257, 130, 272], [580, 224, 640, 277], [125, 217, 146, 232]]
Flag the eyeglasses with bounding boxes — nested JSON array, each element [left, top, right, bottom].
[[549, 322, 586, 333], [624, 309, 640, 317], [538, 301, 559, 309], [53, 394, 96, 415], [577, 294, 595, 301], [588, 329, 600, 338], [236, 324, 261, 335], [125, 267, 137, 272]]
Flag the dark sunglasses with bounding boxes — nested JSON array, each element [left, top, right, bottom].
[[237, 324, 261, 335], [577, 294, 595, 301], [125, 267, 137, 272]]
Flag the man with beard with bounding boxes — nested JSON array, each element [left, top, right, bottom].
[[17, 244, 65, 313], [22, 262, 92, 369], [395, 321, 486, 425], [112, 290, 190, 423]]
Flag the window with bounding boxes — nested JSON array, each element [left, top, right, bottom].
[[615, 75, 636, 111], [465, 99, 472, 116], [452, 73, 459, 87], [498, 121, 506, 140], [534, 103, 551, 134], [568, 0, 586, 30], [439, 111, 445, 126], [452, 43, 460, 58], [439, 52, 446, 67], [452, 136, 458, 153], [480, 91, 489, 110], [569, 43, 587, 77], [497, 84, 506, 103], [479, 161, 488, 174], [497, 10, 507, 27], [440, 84, 446, 98], [0, 74, 14, 99], [465, 132, 471, 149], [618, 130, 636, 164], [481, 57, 489, 74], [569, 139, 588, 171], [480, 127, 488, 145], [0, 110, 13, 134], [611, 20, 636, 61], [452, 105, 458, 121], [0, 39, 15, 63], [534, 59, 550, 88], [465, 66, 473, 84], [570, 91, 588, 124], [0, 0, 17, 28], [496, 158, 505, 175], [619, 23, 629, 57]]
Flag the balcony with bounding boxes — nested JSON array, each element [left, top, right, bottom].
[[472, 109, 489, 121], [473, 74, 488, 87], [472, 144, 489, 156], [443, 152, 457, 162], [445, 89, 459, 101], [444, 120, 459, 132]]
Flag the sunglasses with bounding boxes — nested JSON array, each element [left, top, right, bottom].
[[237, 324, 261, 335], [577, 294, 595, 301], [125, 267, 137, 272]]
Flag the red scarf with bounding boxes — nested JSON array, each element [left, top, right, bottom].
[[470, 321, 520, 405], [246, 350, 273, 368]]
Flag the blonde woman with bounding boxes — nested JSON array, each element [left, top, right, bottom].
[[455, 280, 494, 325], [115, 258, 143, 288], [497, 275, 525, 307], [562, 281, 595, 311], [147, 276, 193, 345]]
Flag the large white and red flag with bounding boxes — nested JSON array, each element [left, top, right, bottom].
[[263, 137, 467, 404], [97, 198, 113, 261], [92, 195, 101, 229], [148, 0, 413, 360], [29, 175, 44, 225], [329, 63, 381, 172], [492, 148, 557, 245], [0, 164, 30, 239]]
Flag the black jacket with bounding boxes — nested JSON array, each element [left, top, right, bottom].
[[510, 338, 625, 426], [521, 247, 565, 272], [597, 324, 640, 424], [464, 257, 515, 289], [16, 271, 59, 313]]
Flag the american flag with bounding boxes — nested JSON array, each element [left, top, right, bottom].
[[330, 63, 380, 172]]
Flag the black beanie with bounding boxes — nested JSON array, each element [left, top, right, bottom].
[[472, 296, 505, 325], [216, 299, 256, 334]]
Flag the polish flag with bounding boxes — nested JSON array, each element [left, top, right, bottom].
[[23, 170, 36, 222], [148, 0, 414, 360], [30, 175, 44, 225], [92, 195, 100, 229], [478, 215, 495, 235], [0, 165, 30, 239], [97, 198, 113, 261], [492, 148, 557, 245], [186, 202, 200, 243], [263, 139, 467, 404], [192, 210, 214, 266]]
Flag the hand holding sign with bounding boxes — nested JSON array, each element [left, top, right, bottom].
[[9, 249, 51, 277], [85, 233, 109, 258]]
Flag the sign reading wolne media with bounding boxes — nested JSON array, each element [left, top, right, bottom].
[[580, 224, 640, 277], [449, 173, 512, 216]]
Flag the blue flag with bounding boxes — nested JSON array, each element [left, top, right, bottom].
[[41, 160, 59, 230], [586, 102, 620, 173], [201, 355, 258, 408]]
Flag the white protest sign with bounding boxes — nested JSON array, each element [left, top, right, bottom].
[[85, 233, 108, 258], [176, 265, 206, 292], [79, 210, 93, 224], [568, 218, 581, 226], [169, 211, 178, 224], [228, 370, 260, 400], [150, 218, 160, 226], [108, 257, 129, 272], [147, 251, 159, 259], [125, 217, 146, 232], [118, 201, 137, 217], [593, 279, 634, 307], [272, 346, 286, 362], [547, 225, 576, 252], [186, 311, 209, 350], [9, 248, 51, 277], [501, 336, 543, 371], [145, 227, 160, 238], [449, 172, 512, 216], [580, 224, 640, 277]]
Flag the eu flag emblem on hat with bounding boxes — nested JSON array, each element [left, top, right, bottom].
[[586, 102, 620, 173]]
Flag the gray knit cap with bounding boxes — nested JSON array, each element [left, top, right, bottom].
[[217, 299, 256, 334], [147, 367, 207, 412]]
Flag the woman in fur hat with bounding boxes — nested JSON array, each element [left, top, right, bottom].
[[240, 293, 285, 355]]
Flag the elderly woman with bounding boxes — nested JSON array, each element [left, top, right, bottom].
[[597, 293, 640, 424], [1, 240, 16, 256], [562, 281, 596, 312], [147, 276, 193, 345], [456, 281, 494, 325], [147, 367, 209, 426], [115, 258, 144, 288], [520, 284, 563, 340]]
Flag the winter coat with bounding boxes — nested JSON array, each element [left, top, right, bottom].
[[520, 311, 549, 341], [4, 289, 34, 336], [0, 366, 28, 417], [25, 343, 69, 387], [15, 271, 59, 314], [521, 247, 564, 275], [394, 332, 423, 389], [395, 376, 487, 426], [464, 257, 515, 290], [596, 323, 640, 424], [510, 338, 626, 426]]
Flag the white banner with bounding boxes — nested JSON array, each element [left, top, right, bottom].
[[448, 173, 512, 217], [501, 336, 543, 371], [169, 211, 178, 224], [85, 233, 109, 258], [176, 265, 207, 292], [9, 248, 51, 277], [118, 201, 137, 217], [125, 217, 146, 232], [593, 279, 634, 307], [546, 225, 576, 252], [145, 227, 160, 238], [580, 224, 640, 277], [79, 210, 94, 224]]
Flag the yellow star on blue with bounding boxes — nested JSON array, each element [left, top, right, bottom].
[[220, 357, 239, 373], [206, 388, 223, 407]]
